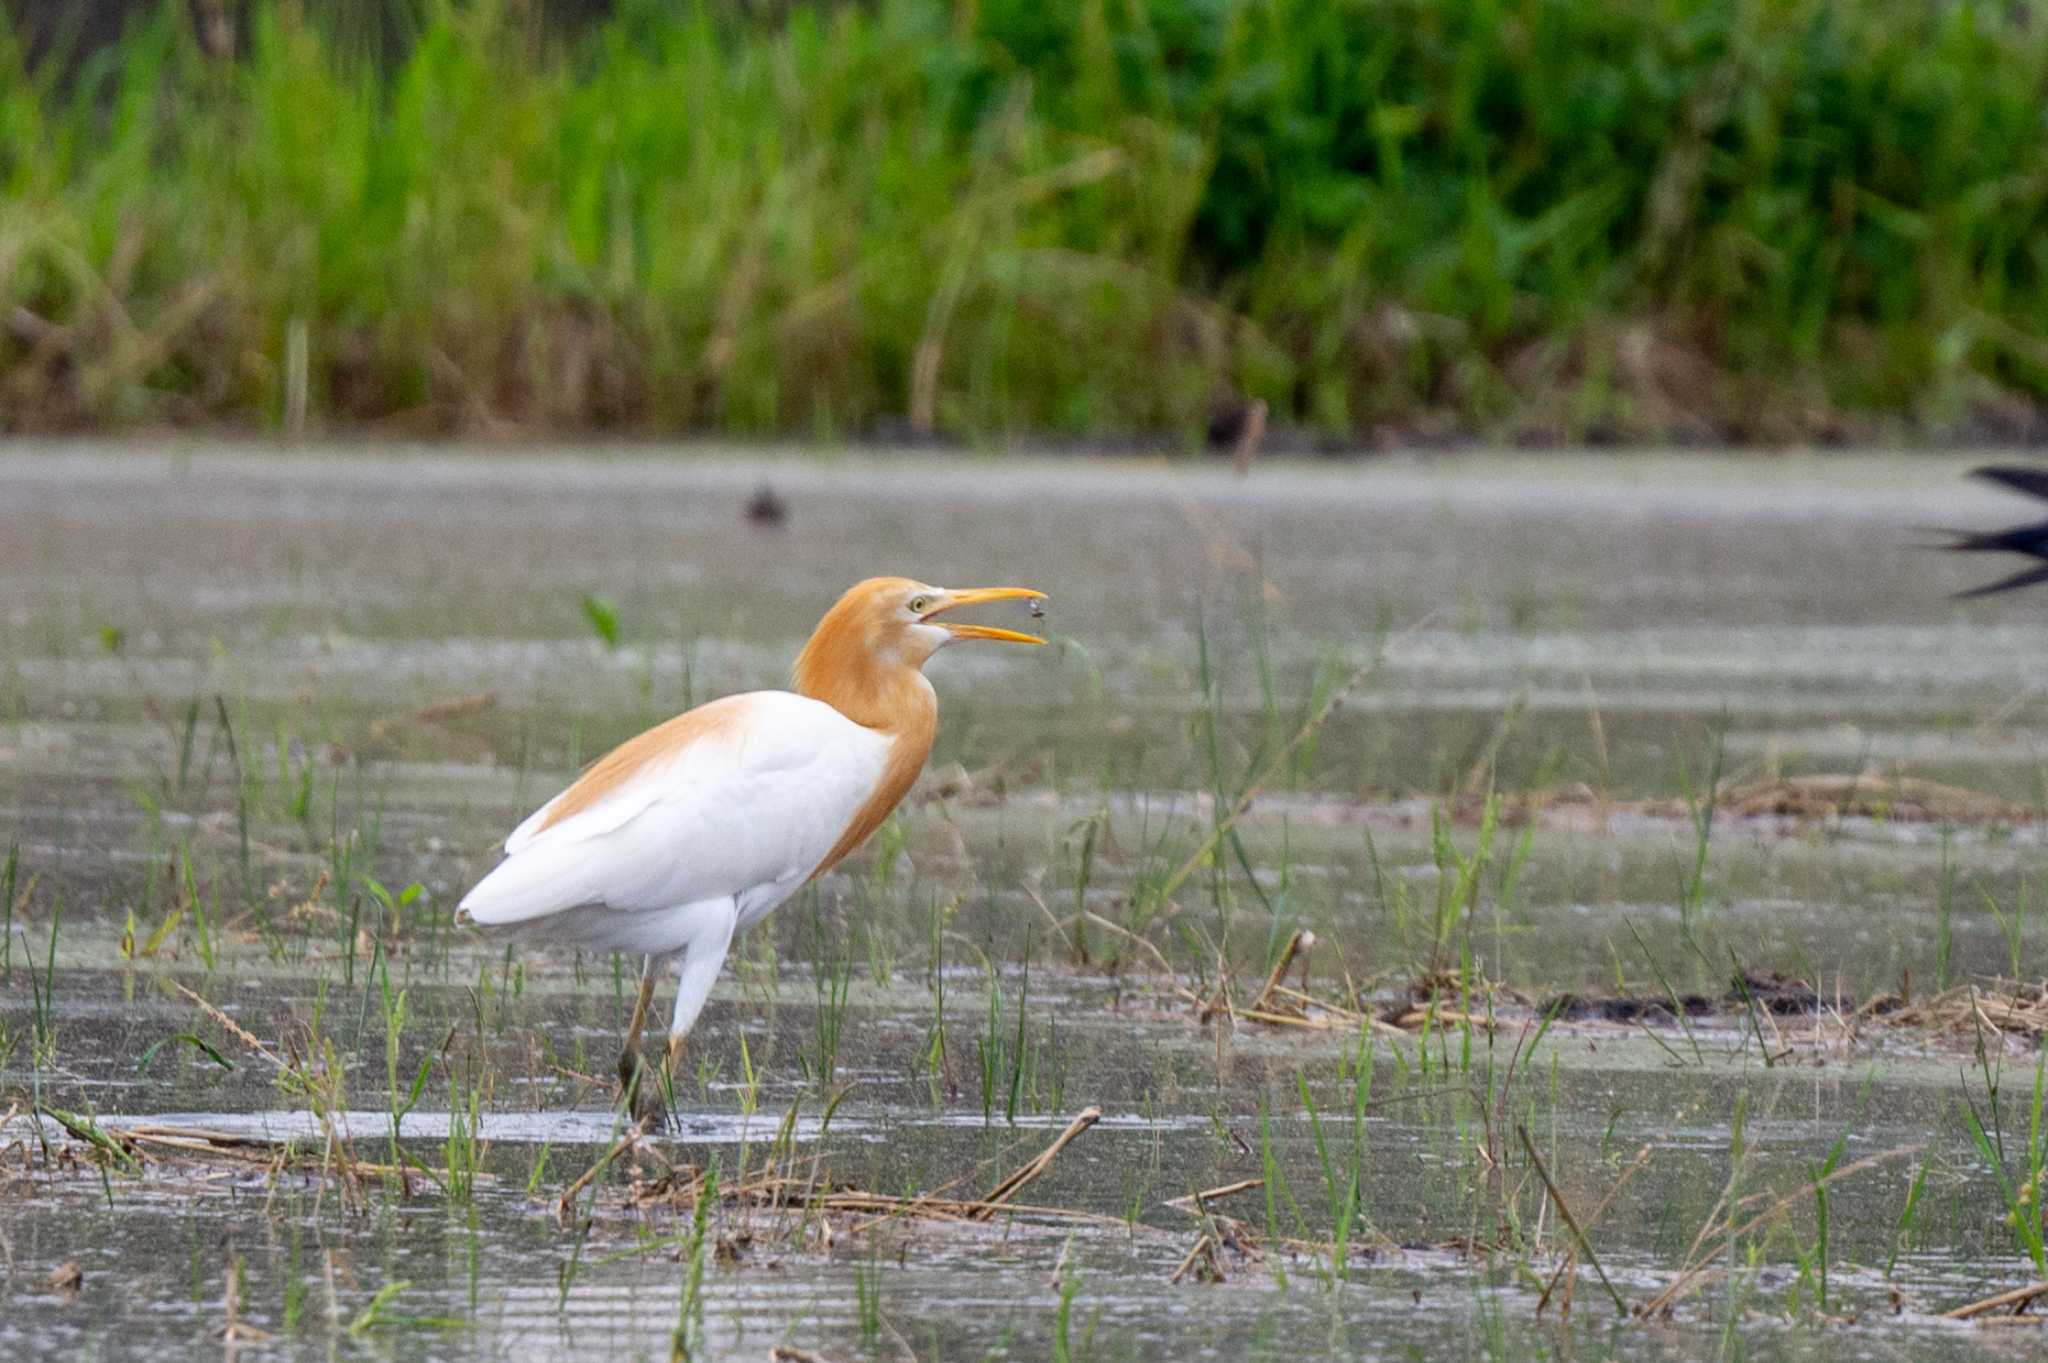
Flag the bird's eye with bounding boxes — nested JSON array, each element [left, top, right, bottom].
[[908, 595, 931, 615]]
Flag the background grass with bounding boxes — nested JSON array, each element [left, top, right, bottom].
[[4, 0, 2048, 444]]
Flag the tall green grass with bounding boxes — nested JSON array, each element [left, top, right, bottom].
[[5, 0, 2048, 442]]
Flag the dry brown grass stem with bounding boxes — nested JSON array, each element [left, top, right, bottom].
[[1865, 981, 2048, 1038], [557, 1124, 655, 1224], [610, 1108, 1111, 1240], [1639, 1144, 1924, 1319], [1713, 773, 2029, 823], [40, 1119, 485, 1189], [972, 1106, 1101, 1219], [1074, 909, 1201, 1002], [1164, 1178, 1265, 1211], [637, 1166, 1133, 1233], [414, 693, 496, 723], [1945, 1280, 2048, 1321], [1249, 929, 1315, 1015], [1160, 1176, 1400, 1273], [169, 980, 284, 1071], [1538, 1141, 1655, 1315], [1517, 1123, 1626, 1314], [1169, 1233, 1225, 1284]]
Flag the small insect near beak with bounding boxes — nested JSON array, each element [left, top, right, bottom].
[[920, 587, 1048, 644]]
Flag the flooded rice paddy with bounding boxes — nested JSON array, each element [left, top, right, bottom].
[[11, 445, 2048, 1359]]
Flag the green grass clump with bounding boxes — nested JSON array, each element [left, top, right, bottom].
[[4, 0, 2048, 443]]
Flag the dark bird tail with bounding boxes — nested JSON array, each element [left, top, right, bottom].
[[1954, 561, 2048, 599], [1973, 466, 2048, 503], [1940, 464, 2048, 598], [1925, 525, 2048, 555]]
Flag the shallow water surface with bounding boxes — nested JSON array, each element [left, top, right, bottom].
[[8, 446, 2048, 1359]]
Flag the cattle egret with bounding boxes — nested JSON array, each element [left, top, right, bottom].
[[1944, 465, 2048, 597], [456, 577, 1046, 1115]]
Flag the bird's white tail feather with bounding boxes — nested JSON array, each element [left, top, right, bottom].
[[457, 839, 604, 926]]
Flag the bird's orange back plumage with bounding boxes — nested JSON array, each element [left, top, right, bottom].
[[533, 578, 940, 872], [533, 696, 750, 835]]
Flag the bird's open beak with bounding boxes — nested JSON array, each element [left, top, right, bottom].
[[922, 586, 1048, 644]]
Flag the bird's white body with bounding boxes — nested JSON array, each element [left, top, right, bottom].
[[455, 576, 1045, 1096], [459, 689, 899, 1038]]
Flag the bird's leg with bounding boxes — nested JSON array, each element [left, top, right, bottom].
[[650, 904, 738, 1129], [623, 955, 658, 1050], [617, 955, 664, 1124]]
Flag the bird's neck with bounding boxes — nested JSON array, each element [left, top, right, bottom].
[[802, 671, 938, 878], [794, 654, 940, 880], [794, 647, 938, 741], [791, 612, 942, 880]]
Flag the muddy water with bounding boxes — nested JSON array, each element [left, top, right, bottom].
[[8, 445, 2048, 1359]]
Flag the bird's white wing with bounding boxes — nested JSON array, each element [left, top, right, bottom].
[[458, 691, 891, 929]]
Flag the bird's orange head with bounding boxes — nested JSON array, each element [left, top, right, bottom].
[[793, 577, 1046, 728]]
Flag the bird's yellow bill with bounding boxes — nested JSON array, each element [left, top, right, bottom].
[[924, 586, 1048, 644]]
